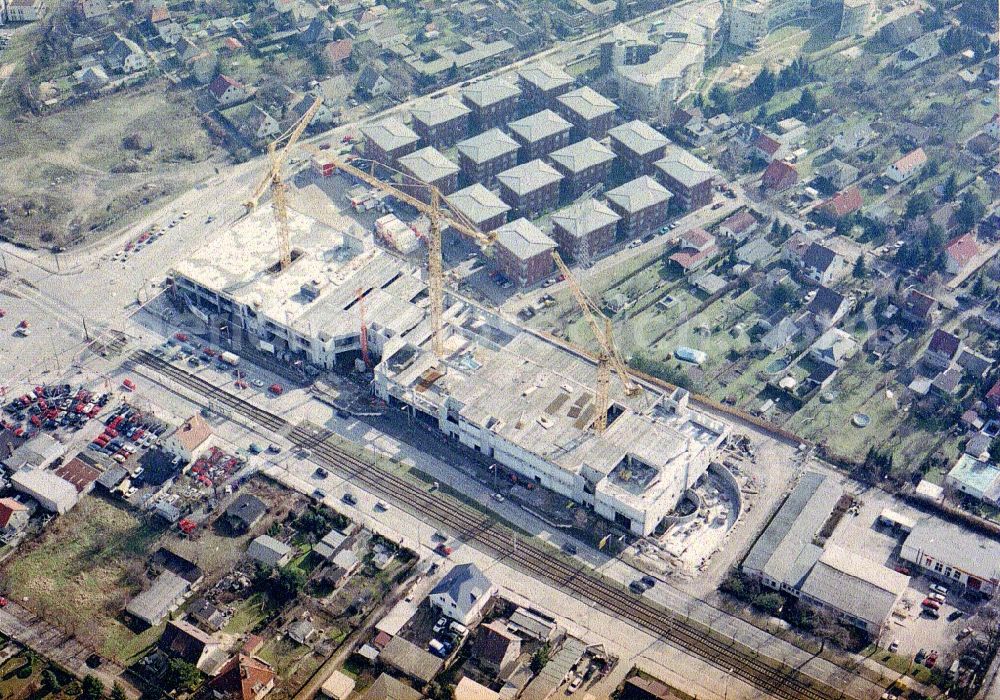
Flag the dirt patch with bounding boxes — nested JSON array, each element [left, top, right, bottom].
[[0, 83, 223, 249]]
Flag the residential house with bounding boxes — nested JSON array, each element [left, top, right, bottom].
[[226, 494, 266, 532], [945, 453, 1000, 506], [355, 64, 391, 98], [287, 93, 335, 130], [209, 75, 250, 106], [807, 287, 850, 329], [312, 527, 353, 561], [429, 563, 496, 625], [247, 535, 292, 567], [455, 678, 499, 700], [760, 316, 801, 353], [398, 146, 460, 198], [472, 620, 521, 678], [207, 655, 276, 700], [518, 61, 574, 108], [669, 228, 717, 273], [718, 210, 759, 243], [819, 186, 863, 220], [361, 117, 420, 167], [944, 233, 980, 275], [299, 16, 334, 45], [735, 238, 777, 266], [897, 34, 940, 71], [239, 106, 281, 144], [106, 34, 149, 73], [605, 176, 672, 238], [550, 198, 620, 263], [900, 288, 937, 326], [159, 620, 222, 673], [493, 218, 557, 287], [461, 76, 521, 131], [958, 349, 993, 379], [0, 498, 29, 535], [287, 619, 316, 645], [555, 86, 618, 139], [507, 109, 573, 162], [496, 160, 563, 218], [446, 184, 511, 233], [761, 159, 798, 193], [884, 148, 927, 183], [547, 138, 616, 199], [73, 0, 107, 20], [456, 129, 520, 188], [832, 122, 876, 155], [922, 329, 961, 371], [323, 39, 352, 68], [654, 144, 715, 212], [880, 11, 921, 46], [126, 571, 191, 627], [355, 675, 420, 700], [800, 243, 845, 286], [379, 636, 442, 686], [2, 433, 64, 472], [987, 379, 1000, 412], [816, 159, 860, 189], [608, 120, 670, 176], [411, 95, 471, 148], [325, 549, 360, 588], [188, 597, 227, 631], [932, 367, 963, 397], [753, 132, 784, 163], [162, 413, 213, 464], [185, 51, 217, 85], [810, 328, 859, 366]]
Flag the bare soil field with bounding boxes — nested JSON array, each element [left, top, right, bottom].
[[0, 84, 224, 249]]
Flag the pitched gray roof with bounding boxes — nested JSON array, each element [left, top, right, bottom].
[[362, 117, 420, 151], [457, 128, 520, 164], [398, 146, 459, 183], [556, 86, 617, 120], [519, 60, 574, 92], [411, 95, 470, 127], [247, 535, 292, 566], [903, 518, 1000, 583], [655, 144, 716, 187], [604, 176, 671, 213], [799, 545, 908, 628], [547, 138, 616, 174], [551, 198, 620, 238], [609, 120, 670, 156], [462, 76, 520, 108], [507, 109, 572, 144], [494, 218, 556, 259], [497, 159, 563, 196], [446, 184, 511, 225], [742, 472, 843, 586]]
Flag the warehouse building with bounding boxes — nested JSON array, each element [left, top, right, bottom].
[[361, 117, 421, 167], [497, 160, 563, 218], [11, 469, 78, 514], [411, 95, 471, 148], [604, 176, 671, 237], [555, 86, 618, 139], [456, 128, 520, 188], [518, 61, 575, 108], [609, 120, 670, 177], [900, 519, 1000, 596], [550, 198, 620, 263], [446, 184, 511, 233], [547, 138, 616, 200], [655, 144, 716, 212], [507, 110, 574, 161], [398, 146, 460, 198], [461, 76, 522, 131], [493, 218, 557, 287]]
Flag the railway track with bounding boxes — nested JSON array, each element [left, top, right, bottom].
[[133, 350, 863, 700]]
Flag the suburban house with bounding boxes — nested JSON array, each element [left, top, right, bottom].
[[761, 160, 798, 192], [944, 233, 980, 275], [884, 148, 927, 183], [226, 494, 267, 533], [923, 329, 961, 371], [207, 654, 277, 700], [832, 122, 876, 155], [162, 413, 212, 464], [472, 620, 522, 678], [816, 159, 859, 189], [493, 218, 557, 287], [717, 210, 759, 243], [429, 563, 496, 625], [126, 571, 192, 627], [159, 620, 223, 673], [355, 64, 392, 98], [752, 132, 784, 162], [239, 106, 281, 144], [818, 186, 863, 220], [0, 498, 29, 535], [668, 228, 717, 273], [247, 535, 292, 567], [209, 74, 250, 105], [806, 286, 850, 329], [605, 176, 672, 238], [810, 328, 859, 366], [800, 243, 845, 286], [107, 34, 149, 73], [5, 0, 46, 21], [901, 288, 937, 326], [760, 316, 801, 353]]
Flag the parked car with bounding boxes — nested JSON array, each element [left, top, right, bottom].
[[342, 492, 358, 506], [562, 542, 578, 555], [930, 583, 949, 596], [629, 580, 648, 594], [435, 543, 453, 556], [640, 575, 657, 588], [268, 383, 283, 395], [921, 598, 941, 610], [947, 610, 964, 622]]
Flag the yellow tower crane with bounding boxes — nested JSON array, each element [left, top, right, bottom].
[[303, 148, 492, 359], [244, 97, 323, 271], [551, 251, 640, 434]]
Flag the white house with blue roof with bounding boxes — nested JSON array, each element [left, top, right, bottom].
[[429, 563, 496, 625]]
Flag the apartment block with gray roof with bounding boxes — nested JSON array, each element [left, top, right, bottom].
[[496, 160, 563, 218], [654, 144, 716, 211], [361, 117, 421, 167], [493, 218, 557, 287], [550, 198, 620, 262], [555, 86, 618, 139], [461, 76, 522, 130], [456, 128, 520, 187], [446, 184, 511, 232], [604, 176, 671, 237], [609, 120, 670, 176], [518, 60, 575, 108], [410, 95, 471, 147], [507, 109, 573, 161], [547, 138, 616, 199], [398, 146, 460, 199]]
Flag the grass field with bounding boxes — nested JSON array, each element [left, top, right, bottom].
[[2, 497, 165, 662]]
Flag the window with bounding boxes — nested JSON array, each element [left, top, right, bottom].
[[934, 562, 943, 572]]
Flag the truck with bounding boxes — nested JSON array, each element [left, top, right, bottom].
[[219, 352, 240, 366]]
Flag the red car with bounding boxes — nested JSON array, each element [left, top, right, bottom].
[[122, 378, 136, 391], [0, 308, 6, 317], [174, 332, 189, 342], [921, 598, 940, 610], [235, 379, 248, 389], [268, 383, 283, 395], [435, 543, 453, 556], [0, 597, 8, 608]]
